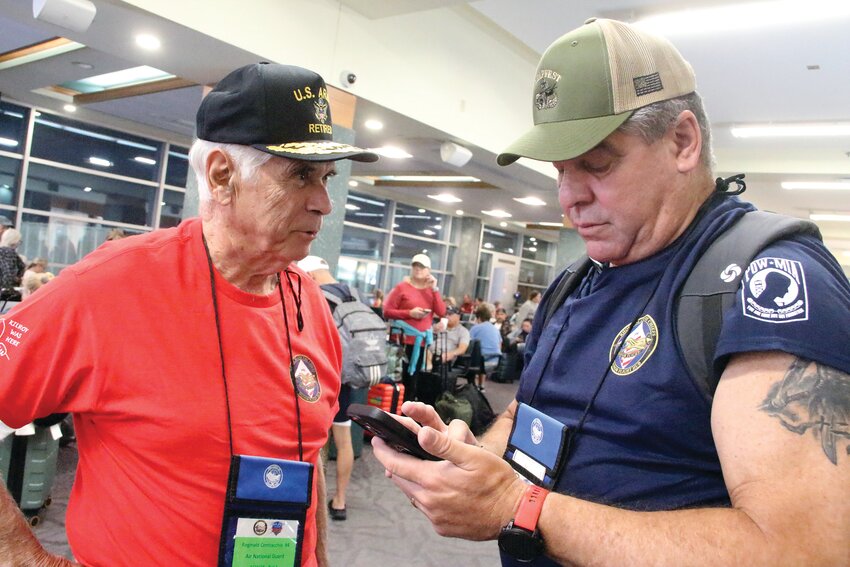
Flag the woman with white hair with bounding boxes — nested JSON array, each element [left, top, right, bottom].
[[0, 228, 25, 290]]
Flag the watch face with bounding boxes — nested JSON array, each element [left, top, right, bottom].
[[498, 527, 544, 562]]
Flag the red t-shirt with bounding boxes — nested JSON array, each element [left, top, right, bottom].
[[383, 281, 446, 343], [0, 219, 340, 566]]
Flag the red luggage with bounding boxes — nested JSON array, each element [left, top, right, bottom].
[[367, 383, 404, 415]]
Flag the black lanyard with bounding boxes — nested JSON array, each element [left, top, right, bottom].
[[202, 235, 304, 461]]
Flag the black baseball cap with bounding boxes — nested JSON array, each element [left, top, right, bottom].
[[196, 63, 378, 163]]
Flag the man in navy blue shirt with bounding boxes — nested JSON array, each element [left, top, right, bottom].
[[374, 18, 850, 566]]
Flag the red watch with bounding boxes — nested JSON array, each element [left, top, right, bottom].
[[498, 484, 550, 561]]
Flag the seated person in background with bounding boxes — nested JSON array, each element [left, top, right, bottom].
[[514, 290, 541, 325], [0, 228, 25, 293], [430, 305, 470, 372], [22, 257, 47, 284], [459, 293, 474, 314], [22, 271, 54, 299], [468, 303, 502, 392], [507, 317, 533, 353], [493, 307, 512, 342]]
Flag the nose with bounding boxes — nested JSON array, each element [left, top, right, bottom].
[[309, 183, 333, 216], [554, 160, 594, 212]]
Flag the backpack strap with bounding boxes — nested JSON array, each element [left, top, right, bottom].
[[541, 256, 595, 329], [676, 210, 821, 400]]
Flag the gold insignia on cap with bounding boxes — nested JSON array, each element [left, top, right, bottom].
[[314, 98, 329, 124]]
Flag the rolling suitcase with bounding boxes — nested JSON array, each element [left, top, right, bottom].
[[0, 423, 62, 526], [367, 382, 405, 415]]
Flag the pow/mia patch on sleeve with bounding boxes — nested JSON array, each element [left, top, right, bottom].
[[741, 257, 808, 323]]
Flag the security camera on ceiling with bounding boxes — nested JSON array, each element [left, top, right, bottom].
[[32, 0, 97, 33]]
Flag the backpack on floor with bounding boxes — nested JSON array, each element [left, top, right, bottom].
[[324, 288, 389, 388]]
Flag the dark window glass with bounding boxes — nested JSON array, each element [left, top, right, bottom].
[[482, 226, 518, 255], [0, 101, 28, 151], [31, 113, 162, 182], [336, 257, 382, 296], [389, 235, 443, 269], [0, 155, 22, 206], [165, 145, 190, 187], [160, 189, 185, 228], [341, 225, 386, 260], [344, 191, 388, 228], [19, 213, 146, 269], [474, 278, 489, 301], [394, 203, 446, 240], [522, 235, 552, 262], [477, 251, 492, 278], [24, 163, 156, 226], [519, 260, 551, 286]]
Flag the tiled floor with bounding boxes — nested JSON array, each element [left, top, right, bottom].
[[33, 378, 518, 566]]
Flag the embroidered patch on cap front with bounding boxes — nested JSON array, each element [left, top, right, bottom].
[[534, 69, 561, 110], [292, 355, 321, 402], [609, 315, 659, 376], [742, 257, 808, 323]]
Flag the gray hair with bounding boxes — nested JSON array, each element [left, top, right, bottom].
[[188, 140, 273, 203], [0, 228, 21, 248], [616, 91, 715, 172]]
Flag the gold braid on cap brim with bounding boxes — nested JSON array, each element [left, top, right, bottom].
[[265, 141, 361, 155]]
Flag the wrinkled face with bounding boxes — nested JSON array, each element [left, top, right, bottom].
[[554, 129, 686, 266], [231, 156, 335, 265]]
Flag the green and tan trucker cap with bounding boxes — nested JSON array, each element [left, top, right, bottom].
[[497, 18, 696, 166]]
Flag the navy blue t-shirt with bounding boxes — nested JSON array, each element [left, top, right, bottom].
[[501, 196, 850, 567]]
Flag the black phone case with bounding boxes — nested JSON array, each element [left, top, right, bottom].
[[347, 404, 441, 461]]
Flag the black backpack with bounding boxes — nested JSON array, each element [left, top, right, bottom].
[[541, 210, 820, 401]]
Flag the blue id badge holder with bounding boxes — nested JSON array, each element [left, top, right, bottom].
[[503, 403, 570, 489], [218, 455, 313, 567]]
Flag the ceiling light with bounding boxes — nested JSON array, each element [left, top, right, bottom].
[[418, 208, 426, 213], [782, 181, 850, 190], [63, 104, 77, 112], [161, 201, 166, 206], [530, 237, 537, 242], [810, 213, 850, 222], [134, 156, 156, 165], [499, 222, 508, 227], [482, 209, 512, 218], [483, 243, 494, 249], [456, 210, 464, 216], [634, 0, 850, 36], [380, 175, 480, 183], [538, 222, 564, 227], [0, 137, 18, 147], [731, 123, 850, 138], [62, 65, 174, 93], [364, 119, 383, 130], [348, 180, 359, 187], [514, 196, 547, 206], [529, 247, 537, 252], [369, 146, 412, 159], [135, 34, 161, 50], [427, 193, 462, 203], [422, 229, 436, 236], [72, 61, 94, 70], [83, 186, 92, 192], [88, 157, 112, 167], [345, 204, 360, 211]]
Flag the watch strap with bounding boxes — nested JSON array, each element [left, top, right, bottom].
[[513, 484, 549, 532]]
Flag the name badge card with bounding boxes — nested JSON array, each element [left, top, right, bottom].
[[218, 455, 313, 567], [504, 403, 570, 489]]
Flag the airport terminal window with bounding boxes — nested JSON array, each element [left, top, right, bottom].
[[482, 226, 519, 254], [0, 101, 29, 152], [165, 145, 190, 188], [389, 234, 444, 269], [341, 225, 386, 260], [522, 235, 551, 262], [345, 191, 388, 228], [393, 203, 447, 240], [336, 257, 381, 295], [0, 155, 21, 206], [30, 112, 163, 183], [24, 162, 156, 226], [160, 188, 185, 228], [19, 213, 144, 270], [519, 260, 551, 287]]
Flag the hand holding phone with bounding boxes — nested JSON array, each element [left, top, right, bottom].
[[347, 404, 441, 461]]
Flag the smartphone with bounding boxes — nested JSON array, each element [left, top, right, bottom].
[[422, 308, 432, 313], [347, 404, 441, 461]]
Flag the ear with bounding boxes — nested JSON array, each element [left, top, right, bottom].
[[669, 110, 702, 174], [205, 149, 236, 205]]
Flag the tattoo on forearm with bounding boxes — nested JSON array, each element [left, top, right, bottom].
[[759, 358, 850, 465]]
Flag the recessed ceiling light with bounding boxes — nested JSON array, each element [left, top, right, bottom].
[[483, 242, 494, 249], [135, 34, 161, 50], [418, 208, 426, 213], [482, 209, 512, 218], [0, 137, 18, 147], [368, 146, 412, 159], [538, 221, 564, 227], [63, 104, 77, 112], [364, 119, 383, 130], [427, 193, 462, 203], [88, 157, 112, 167], [422, 229, 436, 236], [134, 156, 156, 165], [529, 247, 537, 252], [345, 204, 360, 211], [455, 210, 464, 216], [71, 61, 94, 70], [782, 181, 850, 190], [731, 123, 850, 138], [83, 186, 92, 192], [348, 180, 359, 187], [499, 222, 508, 227], [514, 196, 547, 206]]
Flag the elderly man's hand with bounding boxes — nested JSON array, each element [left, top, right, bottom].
[[372, 402, 526, 541]]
